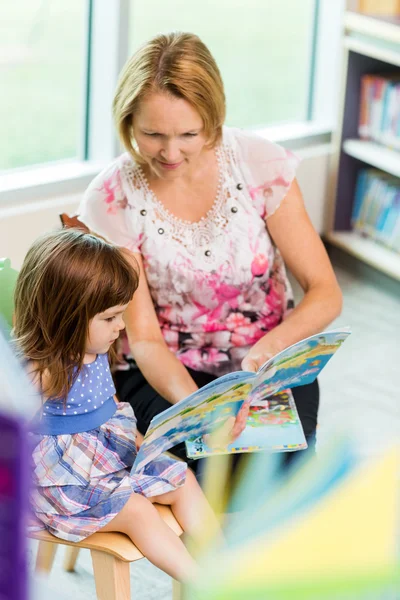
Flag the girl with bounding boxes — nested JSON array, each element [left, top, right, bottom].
[[14, 228, 218, 583]]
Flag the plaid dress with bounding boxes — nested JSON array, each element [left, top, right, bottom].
[[30, 356, 186, 542]]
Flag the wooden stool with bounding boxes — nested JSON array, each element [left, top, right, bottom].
[[30, 503, 183, 600]]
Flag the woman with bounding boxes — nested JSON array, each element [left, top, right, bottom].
[[78, 32, 342, 467]]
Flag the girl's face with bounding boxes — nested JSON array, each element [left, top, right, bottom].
[[133, 92, 208, 180], [85, 303, 129, 360]]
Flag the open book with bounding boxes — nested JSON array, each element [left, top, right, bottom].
[[133, 328, 350, 472]]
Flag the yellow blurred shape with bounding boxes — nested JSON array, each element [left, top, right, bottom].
[[222, 446, 399, 586]]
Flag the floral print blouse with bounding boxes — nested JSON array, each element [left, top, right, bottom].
[[78, 127, 299, 375]]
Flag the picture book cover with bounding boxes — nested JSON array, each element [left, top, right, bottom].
[[133, 327, 350, 472]]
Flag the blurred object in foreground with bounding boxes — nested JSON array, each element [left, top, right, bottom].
[[187, 441, 400, 599], [0, 259, 19, 338], [358, 0, 400, 15], [0, 330, 40, 600]]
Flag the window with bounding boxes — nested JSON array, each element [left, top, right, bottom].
[[129, 0, 317, 128], [1, 0, 342, 198], [0, 0, 87, 172]]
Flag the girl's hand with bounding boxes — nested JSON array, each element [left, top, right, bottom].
[[204, 402, 250, 449]]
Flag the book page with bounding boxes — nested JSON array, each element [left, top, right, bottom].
[[250, 328, 351, 404], [133, 370, 255, 472]]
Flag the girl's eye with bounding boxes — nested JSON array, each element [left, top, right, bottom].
[[105, 317, 115, 322], [145, 133, 160, 137], [183, 133, 198, 137]]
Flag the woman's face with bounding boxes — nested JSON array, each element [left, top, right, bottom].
[[133, 92, 209, 179]]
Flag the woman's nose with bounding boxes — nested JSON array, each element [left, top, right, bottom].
[[160, 141, 181, 163]]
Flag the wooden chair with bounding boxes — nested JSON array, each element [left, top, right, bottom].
[[59, 212, 89, 232], [31, 504, 183, 600]]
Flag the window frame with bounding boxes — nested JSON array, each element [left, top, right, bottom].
[[0, 0, 344, 205]]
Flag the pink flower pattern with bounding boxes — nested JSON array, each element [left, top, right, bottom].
[[79, 127, 298, 375]]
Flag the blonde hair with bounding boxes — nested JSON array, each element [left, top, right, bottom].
[[14, 229, 139, 401], [113, 32, 226, 162]]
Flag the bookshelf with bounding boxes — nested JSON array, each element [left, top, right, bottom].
[[327, 11, 400, 281]]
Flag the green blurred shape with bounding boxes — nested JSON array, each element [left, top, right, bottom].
[[189, 567, 400, 600], [0, 258, 18, 336]]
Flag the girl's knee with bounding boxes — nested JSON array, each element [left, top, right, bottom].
[[125, 492, 156, 518]]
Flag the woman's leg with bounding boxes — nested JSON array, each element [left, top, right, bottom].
[[281, 378, 320, 468], [99, 492, 197, 582]]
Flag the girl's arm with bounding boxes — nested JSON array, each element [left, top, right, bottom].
[[122, 251, 199, 405], [242, 179, 343, 372]]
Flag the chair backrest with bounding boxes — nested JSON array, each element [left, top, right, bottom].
[[0, 258, 19, 336], [60, 213, 89, 232]]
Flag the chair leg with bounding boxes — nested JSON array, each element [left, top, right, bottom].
[[63, 546, 80, 572], [172, 579, 182, 600], [35, 541, 58, 574], [91, 549, 131, 600]]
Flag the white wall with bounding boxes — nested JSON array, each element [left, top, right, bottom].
[[0, 146, 332, 269]]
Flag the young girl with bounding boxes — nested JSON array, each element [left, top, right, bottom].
[[14, 228, 218, 583]]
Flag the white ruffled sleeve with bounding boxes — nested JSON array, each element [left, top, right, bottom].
[[232, 128, 300, 219], [78, 157, 142, 253]]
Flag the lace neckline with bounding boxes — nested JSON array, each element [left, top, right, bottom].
[[136, 145, 225, 230]]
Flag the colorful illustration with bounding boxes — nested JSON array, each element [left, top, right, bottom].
[[186, 389, 307, 458], [133, 328, 350, 472]]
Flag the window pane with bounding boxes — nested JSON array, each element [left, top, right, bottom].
[[0, 1, 86, 171], [129, 0, 316, 129]]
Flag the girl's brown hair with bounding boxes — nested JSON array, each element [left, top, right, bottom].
[[14, 229, 139, 401], [113, 32, 226, 163]]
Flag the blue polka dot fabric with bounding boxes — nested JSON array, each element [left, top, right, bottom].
[[43, 354, 116, 417]]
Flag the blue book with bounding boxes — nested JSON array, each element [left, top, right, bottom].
[[352, 170, 369, 226], [133, 328, 351, 471]]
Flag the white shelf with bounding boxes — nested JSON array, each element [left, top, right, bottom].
[[343, 139, 400, 178], [345, 12, 400, 45], [345, 37, 400, 67], [325, 231, 400, 281]]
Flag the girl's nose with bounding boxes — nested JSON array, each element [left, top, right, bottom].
[[116, 317, 125, 331]]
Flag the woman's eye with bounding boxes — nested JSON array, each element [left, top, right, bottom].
[[184, 133, 198, 137], [145, 133, 159, 137]]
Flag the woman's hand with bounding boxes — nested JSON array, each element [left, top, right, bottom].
[[241, 333, 283, 373], [204, 402, 250, 449]]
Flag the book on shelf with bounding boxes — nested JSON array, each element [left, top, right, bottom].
[[358, 74, 400, 150], [132, 328, 351, 471], [352, 168, 400, 251]]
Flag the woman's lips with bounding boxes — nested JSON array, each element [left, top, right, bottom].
[[157, 160, 183, 170]]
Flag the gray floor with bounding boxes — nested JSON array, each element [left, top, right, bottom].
[[29, 250, 400, 599]]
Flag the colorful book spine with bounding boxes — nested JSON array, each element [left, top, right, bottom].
[[352, 169, 400, 252], [358, 74, 400, 147]]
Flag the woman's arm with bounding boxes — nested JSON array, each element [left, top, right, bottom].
[[122, 250, 248, 441], [242, 179, 343, 372], [122, 251, 199, 404]]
